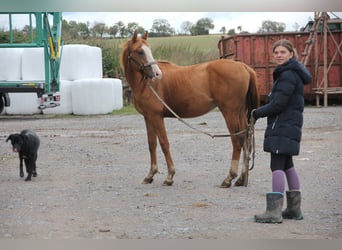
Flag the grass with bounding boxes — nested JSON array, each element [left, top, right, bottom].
[[147, 35, 222, 64], [110, 104, 138, 115], [75, 34, 223, 68]]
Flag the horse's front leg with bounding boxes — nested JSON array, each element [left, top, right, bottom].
[[154, 118, 175, 186], [159, 136, 175, 186], [142, 118, 159, 184]]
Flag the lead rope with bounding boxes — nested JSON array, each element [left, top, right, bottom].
[[124, 45, 256, 170], [147, 81, 255, 170], [248, 115, 256, 171], [146, 80, 256, 170], [146, 80, 249, 138]]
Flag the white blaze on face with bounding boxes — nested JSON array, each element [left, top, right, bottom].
[[141, 44, 162, 80]]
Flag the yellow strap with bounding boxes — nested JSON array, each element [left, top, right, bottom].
[[48, 37, 56, 60]]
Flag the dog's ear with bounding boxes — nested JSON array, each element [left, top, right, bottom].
[[6, 134, 13, 142]]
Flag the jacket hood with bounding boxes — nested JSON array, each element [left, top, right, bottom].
[[274, 58, 312, 85]]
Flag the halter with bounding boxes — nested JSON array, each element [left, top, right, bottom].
[[126, 42, 157, 77]]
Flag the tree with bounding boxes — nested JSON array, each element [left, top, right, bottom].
[[126, 22, 145, 37], [150, 19, 175, 37], [20, 25, 33, 42], [92, 22, 107, 38], [116, 21, 127, 38], [22, 25, 31, 35], [62, 20, 80, 39], [257, 20, 286, 33], [191, 17, 214, 35], [227, 28, 235, 35], [109, 24, 119, 38], [180, 21, 194, 35], [78, 22, 90, 39], [292, 22, 300, 32], [219, 26, 226, 35]]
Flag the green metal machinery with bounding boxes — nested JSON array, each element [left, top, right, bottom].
[[0, 12, 63, 112]]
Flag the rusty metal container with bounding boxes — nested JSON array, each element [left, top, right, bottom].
[[218, 31, 342, 103]]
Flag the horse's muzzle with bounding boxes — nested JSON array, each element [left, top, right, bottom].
[[150, 64, 162, 80]]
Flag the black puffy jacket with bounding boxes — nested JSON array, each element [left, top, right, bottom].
[[253, 58, 312, 155]]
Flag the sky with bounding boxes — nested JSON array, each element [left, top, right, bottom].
[[2, 12, 342, 34], [63, 12, 321, 33], [1, 0, 341, 33]]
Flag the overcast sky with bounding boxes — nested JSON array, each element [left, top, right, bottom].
[[62, 12, 319, 33], [1, 12, 341, 34]]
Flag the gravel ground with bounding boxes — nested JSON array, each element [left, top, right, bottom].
[[0, 106, 341, 239]]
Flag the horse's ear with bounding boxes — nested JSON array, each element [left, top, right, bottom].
[[132, 30, 138, 43], [142, 31, 148, 40]]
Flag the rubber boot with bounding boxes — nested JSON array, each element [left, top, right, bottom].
[[282, 190, 303, 220], [254, 192, 283, 223]]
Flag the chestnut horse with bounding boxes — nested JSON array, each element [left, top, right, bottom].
[[120, 30, 259, 188]]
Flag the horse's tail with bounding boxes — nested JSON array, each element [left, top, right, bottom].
[[244, 64, 260, 121]]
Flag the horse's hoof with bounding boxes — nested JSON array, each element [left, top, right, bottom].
[[25, 177, 31, 181], [33, 172, 38, 177], [235, 175, 249, 187], [220, 180, 231, 188], [162, 180, 173, 186], [20, 172, 24, 178], [142, 177, 153, 184], [234, 178, 244, 186]]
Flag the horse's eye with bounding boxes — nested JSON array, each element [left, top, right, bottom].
[[137, 50, 144, 56]]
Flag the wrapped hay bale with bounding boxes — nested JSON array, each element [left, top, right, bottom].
[[60, 44, 103, 81], [5, 93, 40, 115], [71, 78, 120, 115], [0, 48, 23, 80], [21, 48, 45, 80], [4, 48, 44, 115], [110, 78, 123, 110], [43, 80, 73, 115]]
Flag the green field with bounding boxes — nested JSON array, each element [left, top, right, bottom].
[[147, 34, 223, 64], [71, 34, 224, 77]]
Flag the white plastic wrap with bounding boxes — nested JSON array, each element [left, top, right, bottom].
[[1, 44, 122, 116], [60, 44, 103, 81], [21, 48, 45, 80], [71, 78, 122, 115], [0, 48, 23, 80], [110, 78, 123, 110], [5, 93, 40, 115], [43, 80, 73, 115]]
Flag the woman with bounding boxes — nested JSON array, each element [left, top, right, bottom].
[[252, 39, 312, 223]]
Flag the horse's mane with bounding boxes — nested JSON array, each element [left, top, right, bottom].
[[157, 60, 174, 65], [120, 40, 130, 72]]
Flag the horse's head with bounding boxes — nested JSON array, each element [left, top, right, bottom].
[[121, 30, 162, 81]]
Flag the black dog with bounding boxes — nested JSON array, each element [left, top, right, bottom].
[[6, 129, 40, 181]]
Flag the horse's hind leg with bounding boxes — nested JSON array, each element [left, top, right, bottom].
[[234, 136, 250, 187], [220, 111, 246, 188], [220, 134, 244, 188]]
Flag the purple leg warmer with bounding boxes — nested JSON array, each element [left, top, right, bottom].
[[285, 167, 300, 190], [272, 170, 285, 193]]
